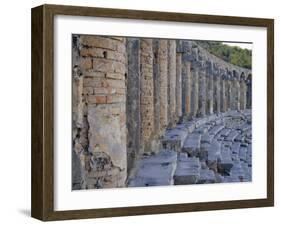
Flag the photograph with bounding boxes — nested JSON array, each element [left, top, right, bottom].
[[71, 35, 252, 190]]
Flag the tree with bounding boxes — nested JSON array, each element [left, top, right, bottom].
[[197, 41, 252, 69]]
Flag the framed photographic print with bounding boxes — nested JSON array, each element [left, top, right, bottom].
[[31, 4, 274, 221]]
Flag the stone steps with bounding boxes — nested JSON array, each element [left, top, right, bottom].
[[182, 133, 201, 157], [174, 157, 200, 185], [128, 150, 177, 187], [129, 110, 252, 187], [162, 124, 189, 152]]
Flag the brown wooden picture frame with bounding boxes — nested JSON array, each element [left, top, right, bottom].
[[31, 4, 274, 221]]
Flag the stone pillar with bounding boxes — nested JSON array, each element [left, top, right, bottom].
[[190, 66, 199, 117], [246, 74, 252, 109], [214, 72, 221, 114], [159, 40, 168, 131], [153, 40, 161, 138], [198, 64, 207, 117], [206, 62, 214, 115], [79, 35, 127, 188], [126, 38, 141, 172], [226, 76, 232, 111], [233, 79, 240, 110], [72, 35, 85, 190], [176, 53, 182, 118], [230, 78, 237, 110], [240, 78, 247, 110], [182, 60, 192, 119], [140, 38, 154, 152], [167, 40, 177, 126], [220, 74, 227, 112]]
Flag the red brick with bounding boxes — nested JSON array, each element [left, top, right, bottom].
[[106, 95, 125, 103], [87, 95, 106, 104]]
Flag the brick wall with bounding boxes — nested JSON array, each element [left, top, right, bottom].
[[73, 35, 127, 189]]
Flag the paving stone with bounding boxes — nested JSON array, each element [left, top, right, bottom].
[[221, 141, 233, 149], [239, 147, 248, 162], [182, 133, 201, 157], [195, 118, 208, 128], [199, 143, 210, 161], [206, 140, 221, 171], [194, 124, 211, 134], [231, 142, 241, 154], [219, 128, 232, 138], [128, 162, 176, 186], [218, 147, 233, 174], [178, 152, 188, 161], [201, 134, 214, 144], [234, 133, 245, 142], [240, 124, 251, 132], [229, 162, 245, 181], [197, 169, 216, 184], [128, 150, 177, 187], [200, 161, 208, 169], [174, 157, 200, 185], [141, 150, 177, 164], [209, 125, 224, 136], [162, 125, 188, 152], [185, 122, 196, 133], [225, 130, 240, 142]]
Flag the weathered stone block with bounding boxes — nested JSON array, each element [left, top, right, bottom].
[[174, 157, 200, 185], [182, 133, 201, 156]]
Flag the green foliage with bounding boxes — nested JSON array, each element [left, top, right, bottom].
[[197, 41, 252, 69]]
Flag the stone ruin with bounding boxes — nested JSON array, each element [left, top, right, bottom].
[[72, 35, 252, 189]]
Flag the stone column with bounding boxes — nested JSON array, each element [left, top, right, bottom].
[[190, 66, 199, 117], [79, 35, 127, 188], [126, 38, 141, 172], [182, 60, 192, 119], [220, 74, 227, 112], [153, 40, 161, 138], [230, 78, 237, 110], [176, 53, 182, 119], [225, 75, 232, 111], [214, 71, 221, 114], [140, 38, 154, 152], [198, 64, 207, 117], [233, 79, 240, 110], [159, 40, 168, 132], [239, 77, 247, 110], [246, 74, 252, 109], [167, 40, 177, 126], [206, 62, 214, 115]]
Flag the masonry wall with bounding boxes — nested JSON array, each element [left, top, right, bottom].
[[72, 36, 252, 189], [72, 35, 127, 189]]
